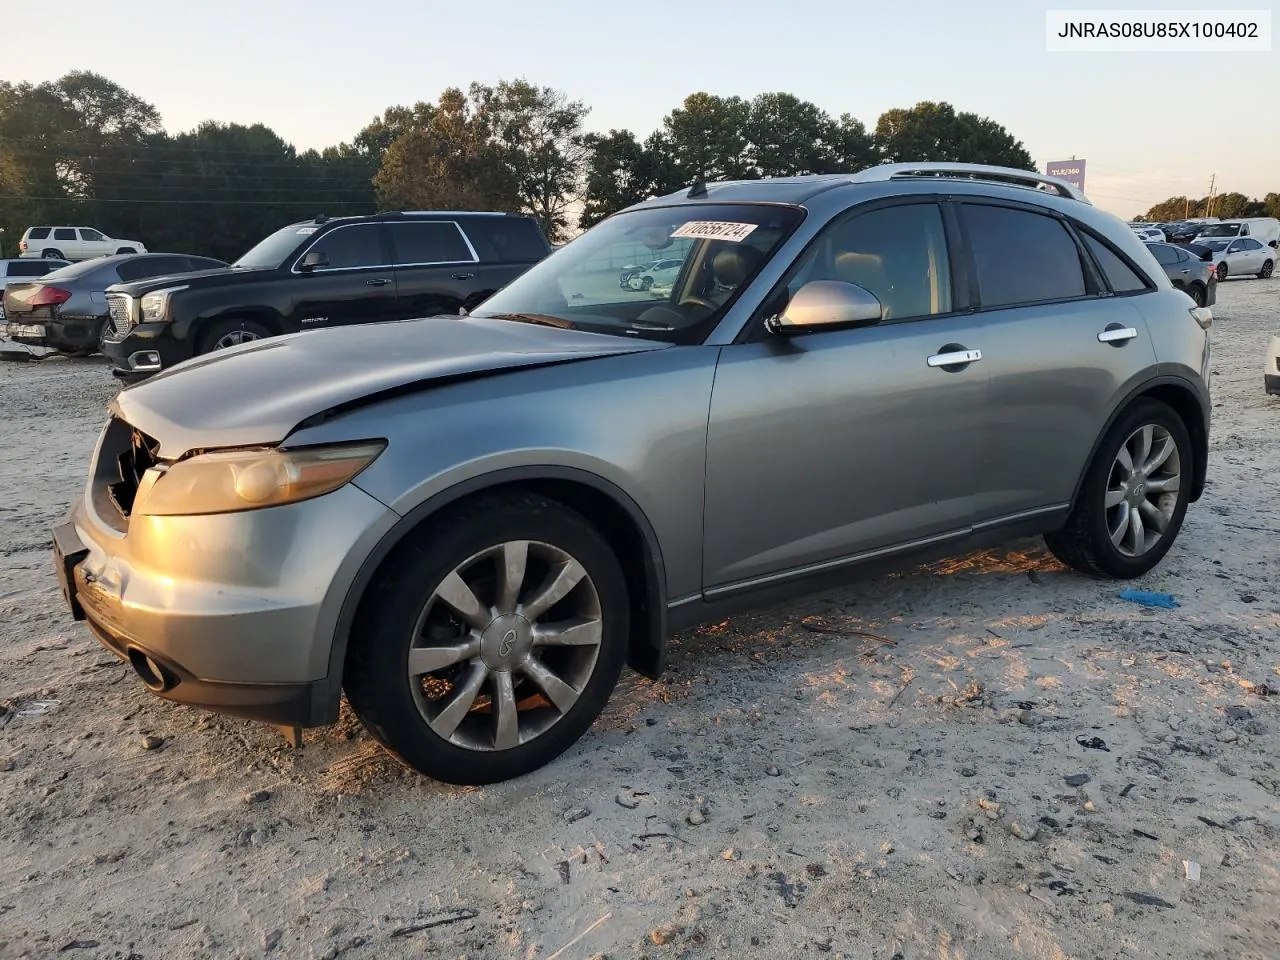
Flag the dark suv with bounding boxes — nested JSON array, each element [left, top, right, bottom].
[[101, 212, 551, 377]]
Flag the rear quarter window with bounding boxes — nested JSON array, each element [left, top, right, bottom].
[[26, 228, 51, 240], [1081, 233, 1152, 294], [462, 218, 549, 262]]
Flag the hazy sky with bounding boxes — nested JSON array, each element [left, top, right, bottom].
[[5, 0, 1277, 218]]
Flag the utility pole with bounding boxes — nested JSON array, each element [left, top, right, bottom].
[[1206, 173, 1216, 218], [1184, 196, 1190, 219]]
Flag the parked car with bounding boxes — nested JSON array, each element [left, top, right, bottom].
[[1144, 242, 1216, 307], [0, 258, 70, 320], [19, 226, 148, 261], [626, 257, 685, 294], [101, 211, 550, 378], [1130, 225, 1166, 244], [4, 254, 227, 354], [1163, 221, 1201, 244], [54, 163, 1211, 784], [1266, 335, 1280, 397], [1194, 238, 1276, 281], [1193, 218, 1280, 248]]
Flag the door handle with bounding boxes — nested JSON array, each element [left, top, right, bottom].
[[451, 272, 475, 281], [927, 348, 982, 368], [365, 278, 391, 286], [1179, 268, 1190, 274], [1097, 326, 1138, 344]]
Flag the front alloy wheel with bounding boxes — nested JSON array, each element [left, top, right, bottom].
[[1103, 424, 1181, 558], [409, 540, 604, 751], [344, 493, 628, 784]]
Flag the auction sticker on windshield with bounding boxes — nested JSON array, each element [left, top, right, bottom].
[[671, 221, 759, 242]]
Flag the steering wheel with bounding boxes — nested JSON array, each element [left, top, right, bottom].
[[678, 295, 719, 313]]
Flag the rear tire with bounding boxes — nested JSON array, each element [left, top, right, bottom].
[[1186, 283, 1206, 307], [1259, 259, 1275, 279], [344, 493, 629, 784], [115, 247, 136, 255], [1216, 261, 1228, 281], [42, 249, 64, 260], [195, 317, 272, 355], [1045, 399, 1192, 579]]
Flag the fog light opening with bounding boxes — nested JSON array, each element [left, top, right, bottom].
[[128, 647, 176, 693]]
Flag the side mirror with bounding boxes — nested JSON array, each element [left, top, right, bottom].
[[298, 250, 328, 273], [767, 280, 883, 335]]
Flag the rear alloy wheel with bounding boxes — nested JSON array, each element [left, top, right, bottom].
[[196, 317, 273, 354], [115, 247, 136, 255], [1186, 283, 1206, 307], [1259, 259, 1275, 279], [1216, 261, 1229, 281], [344, 494, 629, 784], [1045, 399, 1192, 578], [42, 249, 64, 259]]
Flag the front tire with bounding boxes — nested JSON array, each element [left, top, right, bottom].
[[1045, 399, 1192, 579], [195, 316, 272, 354], [344, 493, 629, 784]]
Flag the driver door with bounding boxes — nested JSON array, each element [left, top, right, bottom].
[[701, 200, 988, 590]]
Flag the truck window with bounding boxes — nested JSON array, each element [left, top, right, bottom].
[[462, 218, 549, 263]]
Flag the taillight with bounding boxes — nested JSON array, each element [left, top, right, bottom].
[[30, 286, 72, 307], [19, 239, 28, 252]]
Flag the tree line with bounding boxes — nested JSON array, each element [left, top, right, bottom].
[[1, 71, 1036, 259], [1139, 192, 1280, 223]]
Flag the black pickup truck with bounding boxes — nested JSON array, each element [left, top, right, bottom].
[[101, 211, 551, 378]]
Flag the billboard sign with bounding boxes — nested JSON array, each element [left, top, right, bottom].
[[1045, 159, 1086, 192]]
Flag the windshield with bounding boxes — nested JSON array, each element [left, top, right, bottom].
[[470, 204, 804, 344], [1199, 239, 1230, 251], [233, 223, 315, 269], [1196, 224, 1240, 238]]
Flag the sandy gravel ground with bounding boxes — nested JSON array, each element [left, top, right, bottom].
[[1, 278, 1278, 960]]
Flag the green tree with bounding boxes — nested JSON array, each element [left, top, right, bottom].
[[578, 129, 666, 229], [657, 93, 753, 184], [353, 103, 436, 159], [1263, 192, 1280, 219], [373, 88, 517, 213], [471, 79, 590, 241], [1209, 191, 1260, 219], [874, 101, 1034, 169]]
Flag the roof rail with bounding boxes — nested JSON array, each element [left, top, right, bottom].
[[848, 162, 1091, 204]]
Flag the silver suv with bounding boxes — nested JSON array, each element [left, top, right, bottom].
[[53, 164, 1212, 784]]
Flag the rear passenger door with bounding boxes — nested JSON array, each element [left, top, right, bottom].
[[52, 228, 80, 259], [386, 220, 487, 318], [960, 201, 1159, 524]]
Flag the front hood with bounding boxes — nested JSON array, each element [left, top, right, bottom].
[[112, 316, 669, 457], [107, 266, 259, 296]]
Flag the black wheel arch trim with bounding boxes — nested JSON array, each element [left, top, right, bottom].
[[1068, 374, 1210, 512], [173, 307, 285, 343], [316, 465, 670, 722]]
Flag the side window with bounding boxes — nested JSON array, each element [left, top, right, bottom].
[[1174, 248, 1190, 263], [1226, 241, 1242, 253], [1149, 245, 1177, 266], [117, 256, 188, 282], [388, 222, 475, 265], [304, 225, 386, 270], [54, 228, 77, 241], [462, 218, 548, 262], [1081, 233, 1149, 293], [79, 229, 105, 242], [11, 261, 55, 277], [188, 257, 226, 271], [1241, 239, 1263, 251], [776, 203, 952, 322], [27, 228, 51, 240], [962, 204, 1087, 306]]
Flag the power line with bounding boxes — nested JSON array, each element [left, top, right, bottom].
[[0, 133, 374, 159]]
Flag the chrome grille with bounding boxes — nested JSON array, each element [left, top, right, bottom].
[[106, 294, 133, 337]]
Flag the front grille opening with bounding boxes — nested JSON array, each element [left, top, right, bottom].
[[108, 428, 161, 517]]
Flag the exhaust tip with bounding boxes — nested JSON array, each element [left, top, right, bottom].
[[128, 647, 176, 693]]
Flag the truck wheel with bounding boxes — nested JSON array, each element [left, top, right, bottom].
[[344, 492, 629, 784], [196, 317, 273, 354], [42, 249, 65, 259]]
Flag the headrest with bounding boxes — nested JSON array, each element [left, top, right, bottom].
[[712, 245, 764, 287]]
